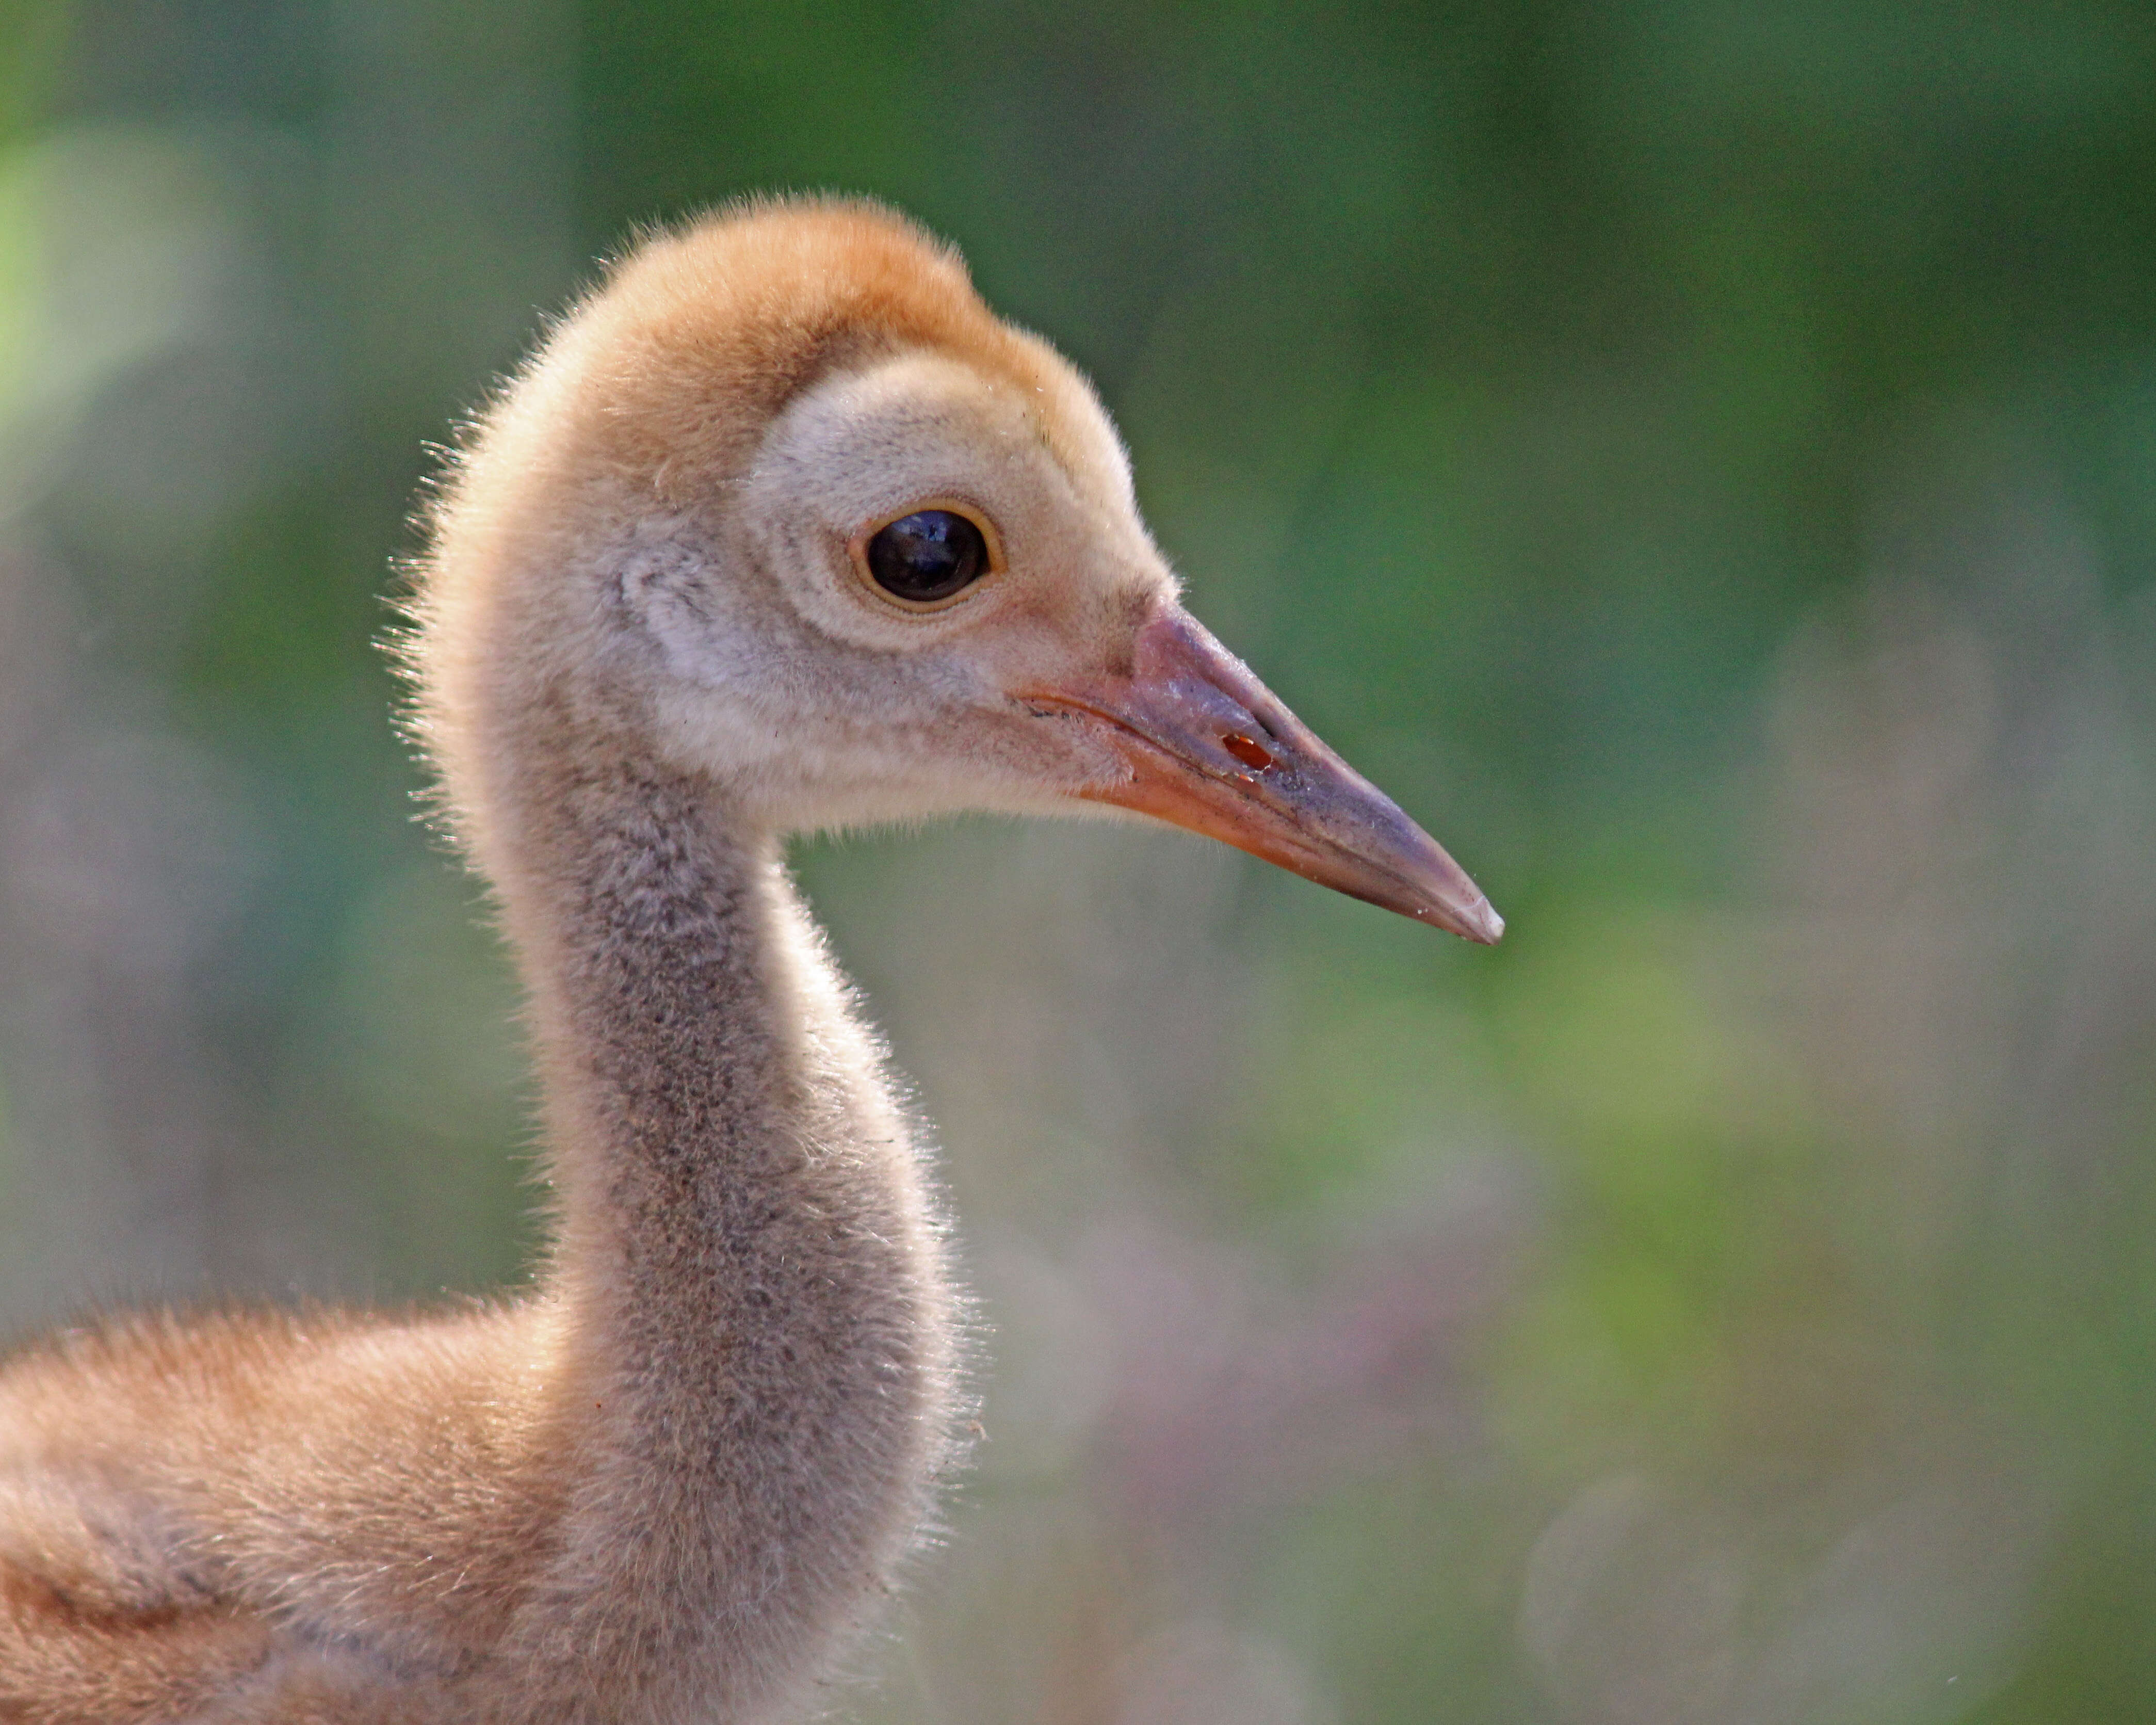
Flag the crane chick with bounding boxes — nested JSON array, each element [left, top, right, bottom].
[[0, 198, 1498, 1725]]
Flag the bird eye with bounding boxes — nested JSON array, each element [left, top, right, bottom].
[[862, 509, 992, 605]]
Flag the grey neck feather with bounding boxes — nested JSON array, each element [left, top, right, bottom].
[[491, 735, 955, 1715]]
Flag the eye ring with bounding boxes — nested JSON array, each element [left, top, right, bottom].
[[848, 499, 1007, 612]]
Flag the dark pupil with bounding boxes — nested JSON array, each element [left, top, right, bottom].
[[865, 510, 988, 603]]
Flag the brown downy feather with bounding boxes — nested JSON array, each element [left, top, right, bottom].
[[4, 200, 986, 1725]]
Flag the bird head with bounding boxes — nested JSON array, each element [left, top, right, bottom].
[[419, 199, 1500, 944]]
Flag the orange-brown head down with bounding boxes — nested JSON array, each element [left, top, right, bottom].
[[412, 197, 1499, 938]]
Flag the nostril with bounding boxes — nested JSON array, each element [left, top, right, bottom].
[[1222, 732, 1273, 771]]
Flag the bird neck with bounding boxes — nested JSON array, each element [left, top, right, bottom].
[[486, 727, 957, 1712]]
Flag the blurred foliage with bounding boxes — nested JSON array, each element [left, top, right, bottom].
[[1, 2, 2153, 1722]]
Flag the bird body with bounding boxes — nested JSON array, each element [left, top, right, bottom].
[[0, 201, 1497, 1722]]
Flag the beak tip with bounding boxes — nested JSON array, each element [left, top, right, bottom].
[[1426, 896, 1504, 944]]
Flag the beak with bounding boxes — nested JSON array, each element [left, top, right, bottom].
[[1012, 609, 1502, 943]]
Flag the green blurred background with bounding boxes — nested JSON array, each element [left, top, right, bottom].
[[2, 2, 2153, 1719]]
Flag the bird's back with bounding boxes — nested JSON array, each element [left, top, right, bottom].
[[0, 1300, 562, 1721]]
